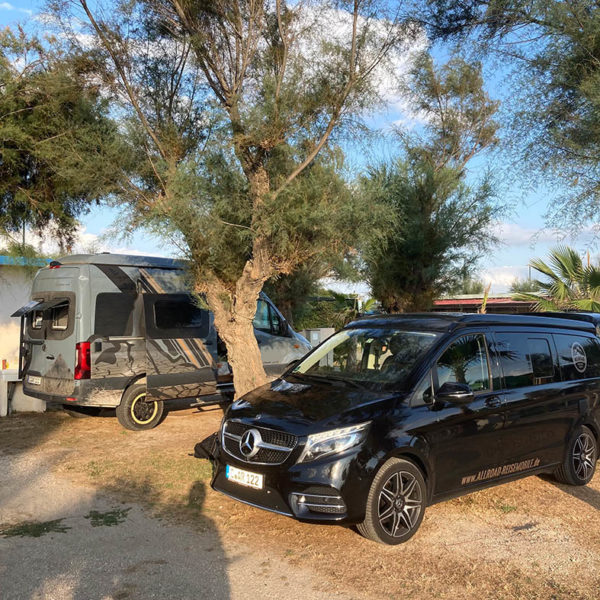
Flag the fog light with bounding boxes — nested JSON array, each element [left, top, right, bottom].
[[290, 492, 346, 515]]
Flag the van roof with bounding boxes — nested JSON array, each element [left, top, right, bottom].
[[347, 312, 597, 334], [55, 253, 186, 269]]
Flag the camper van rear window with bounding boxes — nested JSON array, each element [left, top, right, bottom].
[[50, 302, 70, 331], [95, 293, 136, 337]]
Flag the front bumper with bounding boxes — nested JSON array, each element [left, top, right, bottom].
[[210, 439, 371, 524]]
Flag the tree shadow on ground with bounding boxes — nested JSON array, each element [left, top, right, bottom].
[[539, 473, 600, 511], [0, 470, 230, 600]]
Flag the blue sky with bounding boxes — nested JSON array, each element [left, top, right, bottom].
[[2, 1, 596, 294]]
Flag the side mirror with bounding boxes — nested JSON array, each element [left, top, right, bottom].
[[435, 382, 474, 405]]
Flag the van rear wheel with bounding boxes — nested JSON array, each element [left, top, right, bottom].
[[555, 425, 597, 485], [116, 384, 164, 431]]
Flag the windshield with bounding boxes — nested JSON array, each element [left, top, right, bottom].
[[292, 328, 440, 387]]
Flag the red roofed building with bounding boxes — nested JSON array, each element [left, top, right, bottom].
[[433, 294, 538, 314]]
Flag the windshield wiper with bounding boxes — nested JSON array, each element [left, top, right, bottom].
[[325, 375, 367, 390]]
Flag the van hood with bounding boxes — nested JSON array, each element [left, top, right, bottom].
[[226, 375, 400, 433]]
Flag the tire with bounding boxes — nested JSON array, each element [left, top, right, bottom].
[[115, 384, 164, 431], [357, 457, 427, 545], [554, 425, 598, 486], [62, 405, 102, 418]]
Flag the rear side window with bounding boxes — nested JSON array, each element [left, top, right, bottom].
[[95, 293, 136, 337], [494, 333, 557, 388], [553, 334, 600, 380]]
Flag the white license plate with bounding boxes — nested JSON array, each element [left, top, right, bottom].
[[27, 375, 41, 385], [226, 465, 264, 490]]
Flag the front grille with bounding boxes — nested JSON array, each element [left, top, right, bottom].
[[222, 420, 298, 465]]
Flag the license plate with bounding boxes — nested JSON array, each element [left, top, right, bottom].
[[27, 375, 41, 385], [226, 465, 264, 490]]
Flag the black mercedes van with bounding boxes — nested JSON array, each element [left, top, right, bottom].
[[205, 314, 599, 545]]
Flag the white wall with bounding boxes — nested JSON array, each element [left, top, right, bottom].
[[0, 265, 45, 413], [0, 265, 33, 368]]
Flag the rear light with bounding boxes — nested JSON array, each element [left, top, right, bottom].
[[66, 397, 77, 402], [74, 342, 91, 380]]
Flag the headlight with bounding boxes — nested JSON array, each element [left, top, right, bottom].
[[298, 422, 371, 463]]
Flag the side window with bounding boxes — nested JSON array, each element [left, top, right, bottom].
[[412, 371, 433, 406], [95, 293, 136, 337], [29, 299, 44, 331], [147, 294, 209, 339], [528, 338, 555, 385], [553, 334, 600, 380], [436, 334, 490, 392], [253, 300, 271, 334], [494, 333, 558, 388], [270, 306, 283, 336]]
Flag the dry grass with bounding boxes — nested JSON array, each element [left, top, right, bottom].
[[1, 409, 599, 600]]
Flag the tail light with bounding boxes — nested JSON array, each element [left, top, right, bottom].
[[74, 342, 91, 380]]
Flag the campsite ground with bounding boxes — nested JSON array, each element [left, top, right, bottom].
[[1, 407, 598, 599]]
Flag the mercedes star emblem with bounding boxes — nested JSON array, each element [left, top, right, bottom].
[[239, 428, 262, 458]]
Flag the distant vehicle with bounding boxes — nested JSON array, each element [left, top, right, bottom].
[[12, 254, 311, 430], [206, 313, 599, 545]]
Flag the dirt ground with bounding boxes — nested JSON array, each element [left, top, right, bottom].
[[1, 406, 599, 600]]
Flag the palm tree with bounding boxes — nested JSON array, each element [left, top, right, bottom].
[[513, 247, 600, 312]]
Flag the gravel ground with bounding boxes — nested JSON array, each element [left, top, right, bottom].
[[0, 443, 356, 600], [1, 409, 599, 600]]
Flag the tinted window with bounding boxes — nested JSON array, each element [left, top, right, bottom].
[[436, 334, 490, 391], [95, 293, 136, 336], [553, 334, 600, 380], [528, 338, 554, 384], [494, 333, 558, 388], [155, 297, 207, 331]]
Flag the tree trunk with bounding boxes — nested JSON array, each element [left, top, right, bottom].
[[214, 310, 268, 399], [201, 233, 274, 399]]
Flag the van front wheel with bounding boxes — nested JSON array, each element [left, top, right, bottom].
[[357, 457, 427, 545], [116, 384, 164, 431]]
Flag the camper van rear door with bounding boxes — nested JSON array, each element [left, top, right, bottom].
[[11, 298, 66, 318]]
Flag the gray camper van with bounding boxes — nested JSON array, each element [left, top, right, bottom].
[[12, 254, 311, 430]]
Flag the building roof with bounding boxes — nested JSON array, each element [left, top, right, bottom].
[[0, 255, 51, 267]]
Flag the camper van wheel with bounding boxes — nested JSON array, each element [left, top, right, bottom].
[[116, 384, 164, 431]]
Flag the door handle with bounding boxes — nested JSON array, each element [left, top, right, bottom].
[[46, 355, 55, 360], [485, 396, 502, 408]]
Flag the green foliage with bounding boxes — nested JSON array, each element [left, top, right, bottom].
[[49, 0, 410, 287], [0, 28, 130, 247], [513, 246, 600, 311], [509, 277, 540, 294], [0, 239, 50, 277], [293, 290, 368, 331], [421, 1, 600, 227], [363, 53, 502, 312], [447, 276, 486, 296]]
